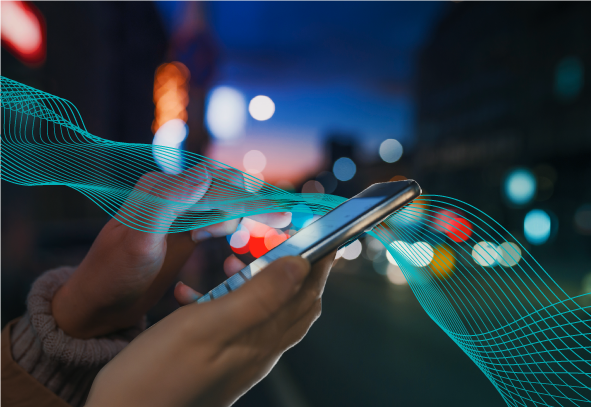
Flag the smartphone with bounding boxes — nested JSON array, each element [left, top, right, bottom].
[[197, 180, 421, 303]]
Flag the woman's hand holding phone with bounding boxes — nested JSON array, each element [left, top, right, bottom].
[[85, 253, 335, 407]]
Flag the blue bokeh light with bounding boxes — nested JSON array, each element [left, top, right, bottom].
[[504, 168, 536, 206], [333, 157, 356, 181], [291, 204, 314, 229], [524, 209, 552, 245]]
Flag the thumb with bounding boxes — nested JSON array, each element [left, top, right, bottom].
[[213, 256, 310, 339]]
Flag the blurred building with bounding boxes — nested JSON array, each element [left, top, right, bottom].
[[414, 2, 591, 280]]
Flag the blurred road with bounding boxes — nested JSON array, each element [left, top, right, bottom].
[[276, 266, 506, 407]]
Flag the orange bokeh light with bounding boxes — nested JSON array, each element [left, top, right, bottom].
[[152, 62, 190, 134], [264, 229, 288, 250]]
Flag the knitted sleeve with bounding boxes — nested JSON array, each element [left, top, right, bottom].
[[10, 267, 146, 407]]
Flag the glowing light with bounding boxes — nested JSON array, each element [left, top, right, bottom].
[[472, 242, 498, 267], [243, 150, 267, 173], [244, 171, 265, 193], [264, 229, 288, 250], [431, 245, 455, 279], [206, 86, 246, 140], [152, 119, 188, 174], [152, 62, 190, 134], [290, 204, 314, 229], [524, 209, 552, 245], [379, 139, 403, 163], [574, 204, 591, 235], [333, 157, 356, 181], [0, 1, 45, 65], [228, 224, 250, 249], [444, 217, 473, 243], [554, 56, 584, 102], [302, 180, 325, 194], [249, 95, 275, 121], [496, 242, 522, 267], [335, 247, 346, 259], [505, 168, 536, 206], [389, 241, 434, 267], [387, 264, 407, 285], [386, 250, 398, 265], [409, 242, 434, 267], [316, 171, 337, 194], [342, 240, 362, 260]]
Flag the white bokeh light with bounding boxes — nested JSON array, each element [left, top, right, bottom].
[[243, 150, 267, 173], [387, 264, 407, 285], [472, 241, 498, 267], [206, 86, 246, 141], [495, 242, 522, 267], [342, 240, 362, 260], [152, 119, 187, 175], [249, 95, 275, 121], [379, 139, 404, 163]]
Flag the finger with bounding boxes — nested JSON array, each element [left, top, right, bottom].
[[191, 218, 240, 243], [212, 256, 311, 340], [223, 254, 247, 277], [174, 281, 203, 306], [115, 165, 212, 233], [247, 212, 292, 229], [277, 251, 335, 329]]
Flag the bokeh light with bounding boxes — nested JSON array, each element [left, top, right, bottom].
[[206, 86, 246, 141], [554, 56, 584, 102], [496, 242, 522, 267], [290, 204, 314, 229], [379, 139, 404, 163], [152, 62, 190, 134], [386, 264, 407, 285], [342, 240, 362, 260], [1, 1, 45, 65], [524, 209, 552, 245], [574, 204, 591, 235], [243, 150, 267, 173], [472, 241, 498, 267], [302, 180, 325, 194], [316, 171, 338, 194], [333, 157, 356, 181], [504, 168, 537, 206], [264, 228, 288, 250], [248, 95, 275, 121], [431, 244, 455, 279], [244, 171, 265, 193], [444, 217, 473, 242], [409, 242, 434, 267], [152, 118, 188, 175]]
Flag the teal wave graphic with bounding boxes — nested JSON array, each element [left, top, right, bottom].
[[2, 77, 589, 406]]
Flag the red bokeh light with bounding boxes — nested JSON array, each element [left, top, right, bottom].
[[1, 1, 46, 66], [249, 237, 269, 258], [264, 229, 288, 250], [444, 217, 473, 242]]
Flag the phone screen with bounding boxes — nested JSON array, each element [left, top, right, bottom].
[[198, 196, 388, 302]]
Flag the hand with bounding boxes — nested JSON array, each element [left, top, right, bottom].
[[52, 167, 291, 338], [85, 253, 335, 407]]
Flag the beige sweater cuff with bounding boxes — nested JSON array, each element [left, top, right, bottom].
[[10, 267, 146, 407]]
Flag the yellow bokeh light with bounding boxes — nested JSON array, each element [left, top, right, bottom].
[[431, 244, 455, 279]]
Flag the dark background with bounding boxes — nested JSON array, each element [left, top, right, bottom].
[[2, 2, 590, 406]]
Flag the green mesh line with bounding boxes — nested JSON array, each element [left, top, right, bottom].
[[1, 76, 589, 406]]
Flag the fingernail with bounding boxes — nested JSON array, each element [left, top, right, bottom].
[[283, 257, 308, 285], [192, 230, 212, 243]]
